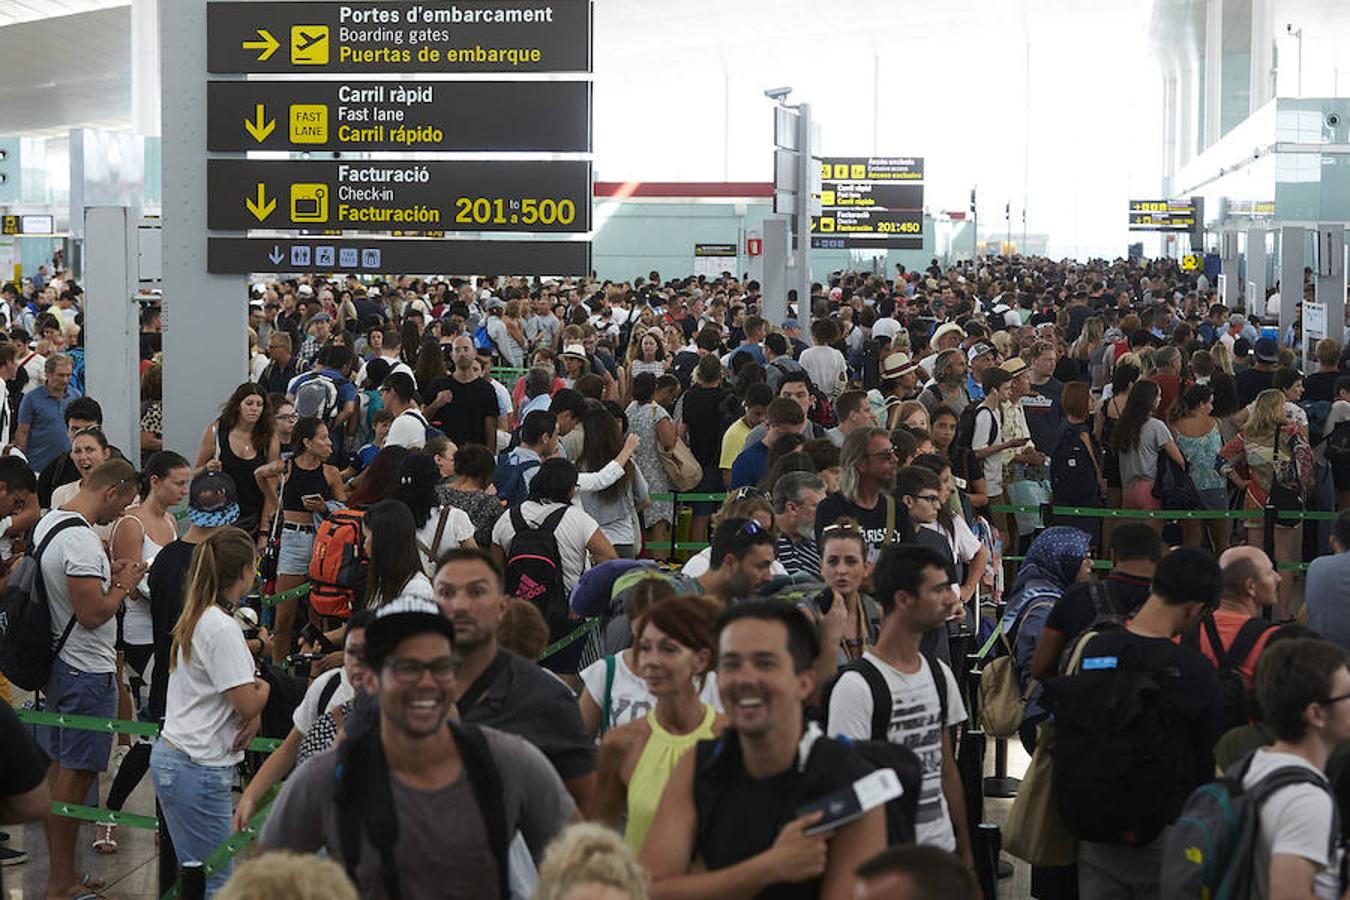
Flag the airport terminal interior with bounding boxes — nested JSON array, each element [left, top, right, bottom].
[[2, 0, 1350, 898]]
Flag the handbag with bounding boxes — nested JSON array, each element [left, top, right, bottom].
[[1267, 427, 1305, 512], [257, 461, 289, 583], [658, 438, 701, 491], [1003, 629, 1096, 866], [977, 624, 1027, 738], [1151, 451, 1200, 508]]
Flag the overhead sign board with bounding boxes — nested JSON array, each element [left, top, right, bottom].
[[2, 214, 56, 235], [1229, 199, 1276, 217], [818, 158, 923, 182], [207, 1, 593, 74], [811, 156, 925, 249], [206, 80, 592, 153], [693, 243, 737, 279], [206, 159, 592, 232], [207, 237, 589, 275], [1128, 198, 1199, 232], [0, 216, 15, 236]]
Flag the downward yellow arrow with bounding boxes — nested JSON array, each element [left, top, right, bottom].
[[242, 29, 280, 61], [244, 104, 275, 142], [245, 183, 276, 222]]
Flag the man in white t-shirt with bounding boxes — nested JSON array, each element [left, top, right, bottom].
[[1244, 637, 1350, 899], [380, 371, 436, 451], [34, 459, 143, 900], [799, 319, 848, 400], [825, 543, 972, 862]]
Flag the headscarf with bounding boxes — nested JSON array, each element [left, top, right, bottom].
[[1002, 526, 1093, 626]]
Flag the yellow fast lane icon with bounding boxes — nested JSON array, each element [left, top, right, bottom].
[[291, 25, 329, 65]]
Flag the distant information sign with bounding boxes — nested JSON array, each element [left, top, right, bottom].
[[812, 156, 923, 250], [207, 1, 593, 74], [206, 159, 592, 232], [206, 80, 591, 152], [1128, 198, 1199, 232]]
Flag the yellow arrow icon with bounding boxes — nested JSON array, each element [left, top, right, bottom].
[[242, 29, 280, 61], [244, 104, 275, 142], [245, 183, 276, 222]]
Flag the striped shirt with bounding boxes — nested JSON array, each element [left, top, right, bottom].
[[775, 534, 820, 579]]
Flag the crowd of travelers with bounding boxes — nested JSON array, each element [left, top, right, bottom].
[[1, 252, 1350, 899]]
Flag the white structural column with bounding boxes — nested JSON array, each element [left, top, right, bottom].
[[1250, 0, 1275, 112], [1178, 65, 1196, 168], [1246, 226, 1267, 307], [1162, 73, 1178, 195], [1203, 0, 1223, 148], [160, 0, 246, 459], [131, 0, 160, 136]]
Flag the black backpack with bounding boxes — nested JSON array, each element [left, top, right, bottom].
[[1326, 419, 1350, 487], [1050, 426, 1101, 506], [1180, 615, 1275, 734], [818, 654, 942, 845], [861, 339, 884, 391], [953, 403, 997, 484], [1040, 635, 1184, 847], [335, 718, 509, 900], [504, 505, 572, 641], [0, 517, 87, 691]]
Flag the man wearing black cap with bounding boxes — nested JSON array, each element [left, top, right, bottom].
[[260, 595, 574, 899], [1236, 336, 1279, 407]]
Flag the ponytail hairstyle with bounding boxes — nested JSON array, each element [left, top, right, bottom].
[[169, 527, 256, 671], [139, 450, 191, 501]]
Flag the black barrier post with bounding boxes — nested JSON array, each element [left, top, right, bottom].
[[957, 726, 987, 843], [975, 822, 1003, 899], [1262, 502, 1278, 621], [1040, 499, 1054, 529], [157, 797, 179, 896], [181, 861, 206, 900]]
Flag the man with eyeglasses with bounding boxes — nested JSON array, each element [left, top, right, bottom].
[[1237, 637, 1350, 899], [815, 427, 911, 564], [1040, 547, 1221, 899], [261, 594, 574, 898]]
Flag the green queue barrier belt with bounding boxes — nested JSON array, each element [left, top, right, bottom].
[[14, 710, 285, 896], [538, 618, 602, 661], [258, 581, 311, 609]]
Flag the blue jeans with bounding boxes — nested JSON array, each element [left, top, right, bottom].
[[149, 740, 236, 897]]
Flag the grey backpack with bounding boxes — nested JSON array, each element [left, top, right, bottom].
[[1161, 750, 1341, 899]]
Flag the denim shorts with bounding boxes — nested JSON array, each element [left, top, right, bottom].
[[277, 526, 315, 577], [1197, 487, 1229, 511], [38, 660, 117, 772]]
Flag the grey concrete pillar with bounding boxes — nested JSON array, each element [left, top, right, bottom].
[[761, 216, 791, 327], [1204, 0, 1223, 148], [1246, 226, 1267, 315], [160, 0, 246, 459], [83, 207, 141, 465], [1279, 225, 1304, 340]]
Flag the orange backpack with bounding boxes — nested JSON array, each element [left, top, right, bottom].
[[307, 509, 367, 619]]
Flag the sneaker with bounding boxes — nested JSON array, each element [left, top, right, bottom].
[[0, 846, 27, 866]]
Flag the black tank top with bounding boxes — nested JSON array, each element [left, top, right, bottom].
[[281, 458, 331, 512], [218, 426, 265, 530]]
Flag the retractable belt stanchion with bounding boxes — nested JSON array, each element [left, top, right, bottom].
[[180, 862, 206, 900], [157, 797, 179, 896]]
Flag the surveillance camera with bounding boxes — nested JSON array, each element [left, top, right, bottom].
[[1329, 113, 1342, 128], [763, 87, 793, 101]]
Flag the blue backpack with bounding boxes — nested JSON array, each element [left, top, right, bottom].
[[494, 451, 541, 507], [474, 323, 499, 357]]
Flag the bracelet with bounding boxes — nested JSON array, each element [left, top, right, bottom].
[[110, 581, 126, 593]]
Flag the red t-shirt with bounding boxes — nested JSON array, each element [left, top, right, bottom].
[[1173, 609, 1276, 688]]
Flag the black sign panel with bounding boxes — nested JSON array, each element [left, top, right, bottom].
[[1, 216, 15, 236], [811, 209, 922, 237], [694, 244, 737, 257], [206, 159, 592, 232], [207, 80, 591, 153], [818, 182, 922, 210], [207, 1, 593, 74], [1127, 198, 1198, 232], [208, 237, 589, 275], [817, 157, 924, 182], [811, 235, 923, 251]]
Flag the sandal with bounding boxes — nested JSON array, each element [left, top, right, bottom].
[[92, 823, 118, 854], [80, 872, 108, 890]]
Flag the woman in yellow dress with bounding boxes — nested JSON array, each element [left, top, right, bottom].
[[588, 594, 726, 854]]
